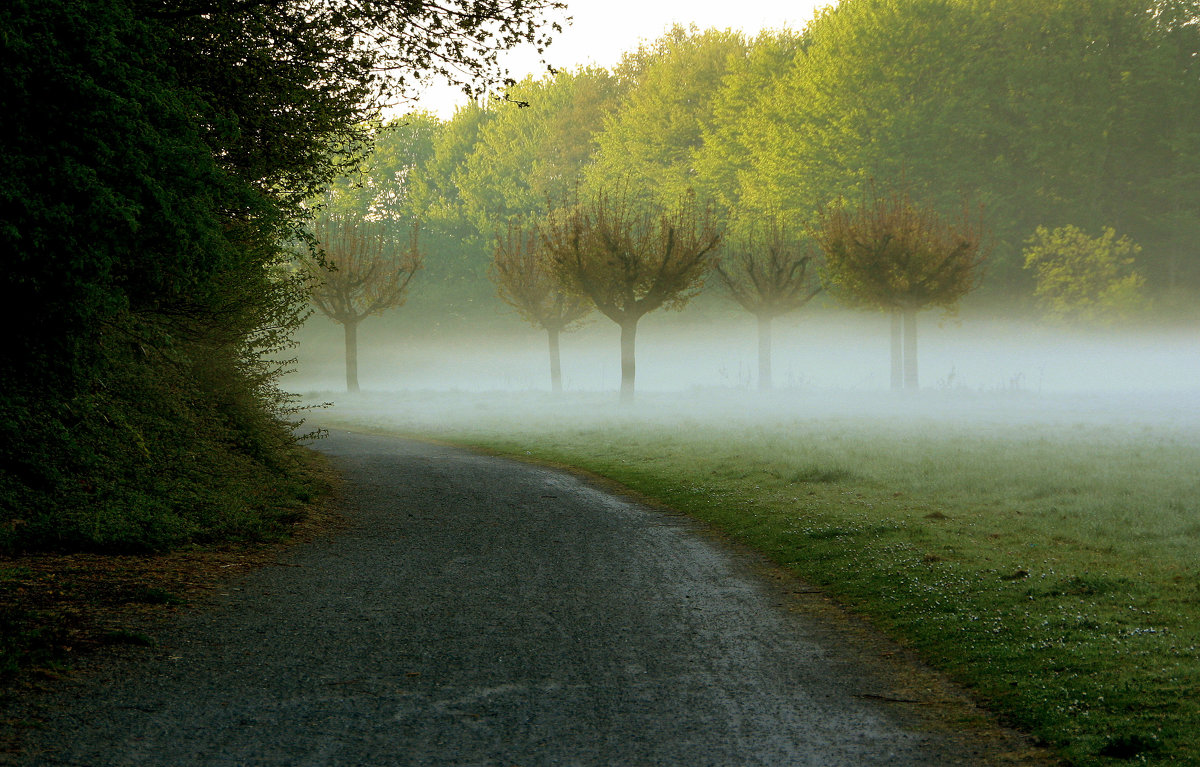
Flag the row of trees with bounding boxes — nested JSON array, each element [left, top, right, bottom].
[[311, 181, 986, 399], [305, 0, 1199, 397], [493, 187, 984, 400], [327, 0, 1198, 309]]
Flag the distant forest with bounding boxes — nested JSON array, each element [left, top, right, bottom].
[[323, 0, 1200, 324]]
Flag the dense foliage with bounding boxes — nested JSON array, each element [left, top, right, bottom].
[[0, 0, 564, 550], [349, 1, 1200, 327], [712, 0, 1200, 293], [1023, 225, 1149, 324]]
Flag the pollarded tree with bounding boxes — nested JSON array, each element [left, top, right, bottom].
[[813, 187, 986, 392], [490, 223, 592, 393], [715, 221, 822, 391], [542, 190, 722, 403], [307, 216, 422, 392]]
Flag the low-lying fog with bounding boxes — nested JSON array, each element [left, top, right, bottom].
[[289, 308, 1199, 433], [292, 309, 1200, 394]]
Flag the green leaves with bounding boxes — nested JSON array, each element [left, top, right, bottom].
[[1023, 225, 1148, 324], [1, 0, 569, 551], [458, 68, 624, 229], [718, 0, 1200, 293], [363, 0, 1200, 319], [585, 27, 748, 212]]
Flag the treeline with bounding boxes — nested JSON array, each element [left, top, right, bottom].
[[0, 0, 562, 552], [338, 0, 1200, 325]]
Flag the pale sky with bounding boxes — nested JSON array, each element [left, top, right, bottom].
[[402, 0, 832, 118]]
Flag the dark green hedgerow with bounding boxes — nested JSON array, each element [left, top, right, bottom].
[[0, 312, 326, 553]]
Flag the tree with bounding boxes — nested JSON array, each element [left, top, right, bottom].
[[413, 102, 501, 311], [320, 115, 442, 223], [715, 221, 822, 391], [813, 187, 985, 392], [542, 190, 722, 402], [458, 67, 625, 228], [1, 0, 568, 550], [585, 26, 747, 210], [490, 223, 592, 393], [693, 29, 807, 220], [1023, 225, 1148, 324], [307, 217, 422, 392]]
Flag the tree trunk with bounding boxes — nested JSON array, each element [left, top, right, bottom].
[[757, 314, 773, 392], [890, 310, 903, 392], [547, 326, 562, 394], [344, 319, 360, 393], [619, 319, 638, 404], [903, 308, 918, 391]]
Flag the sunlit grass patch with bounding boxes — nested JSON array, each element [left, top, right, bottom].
[[313, 390, 1200, 766]]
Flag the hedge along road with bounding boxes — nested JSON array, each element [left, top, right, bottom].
[[13, 430, 1048, 766]]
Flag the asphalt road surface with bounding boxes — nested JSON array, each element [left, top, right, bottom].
[[12, 430, 1037, 766]]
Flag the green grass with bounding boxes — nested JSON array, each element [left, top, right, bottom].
[[316, 389, 1200, 766]]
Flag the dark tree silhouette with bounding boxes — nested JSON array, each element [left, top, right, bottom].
[[307, 216, 421, 392], [490, 223, 592, 393], [716, 221, 822, 391], [813, 187, 985, 391], [542, 190, 722, 403]]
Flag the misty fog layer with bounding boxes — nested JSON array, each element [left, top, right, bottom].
[[291, 309, 1200, 399]]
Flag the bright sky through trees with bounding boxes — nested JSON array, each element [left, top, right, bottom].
[[405, 0, 831, 117]]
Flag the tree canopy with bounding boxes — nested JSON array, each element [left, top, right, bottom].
[[1, 0, 567, 550], [729, 0, 1200, 290], [585, 27, 747, 210], [355, 8, 1200, 320], [307, 216, 422, 392], [490, 223, 592, 392], [1023, 225, 1148, 325], [459, 68, 625, 228], [715, 220, 822, 390]]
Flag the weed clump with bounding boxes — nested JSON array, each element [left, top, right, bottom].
[[790, 466, 855, 484]]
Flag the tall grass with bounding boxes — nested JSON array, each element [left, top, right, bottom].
[[317, 390, 1200, 766]]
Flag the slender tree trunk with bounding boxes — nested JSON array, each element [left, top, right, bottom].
[[619, 319, 638, 404], [547, 326, 562, 394], [903, 308, 918, 391], [890, 310, 903, 392], [757, 314, 773, 392], [344, 319, 360, 393]]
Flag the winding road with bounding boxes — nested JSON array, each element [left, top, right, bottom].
[[12, 430, 1039, 765]]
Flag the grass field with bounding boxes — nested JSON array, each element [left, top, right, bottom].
[[312, 389, 1200, 766]]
